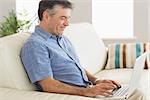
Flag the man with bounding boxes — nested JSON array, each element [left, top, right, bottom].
[[21, 0, 144, 99]]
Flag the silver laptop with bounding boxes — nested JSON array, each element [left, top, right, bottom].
[[96, 52, 148, 100]]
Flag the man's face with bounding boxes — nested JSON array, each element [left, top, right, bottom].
[[46, 6, 71, 36]]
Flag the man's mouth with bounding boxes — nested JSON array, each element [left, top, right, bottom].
[[60, 27, 65, 31]]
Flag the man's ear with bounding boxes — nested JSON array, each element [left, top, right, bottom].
[[42, 10, 49, 22]]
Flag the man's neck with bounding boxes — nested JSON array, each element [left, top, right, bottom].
[[39, 22, 51, 34]]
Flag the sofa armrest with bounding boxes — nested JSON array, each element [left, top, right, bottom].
[[0, 87, 99, 100]]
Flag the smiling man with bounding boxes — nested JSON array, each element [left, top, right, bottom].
[[20, 0, 144, 99]]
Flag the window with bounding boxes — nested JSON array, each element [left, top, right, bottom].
[[16, 0, 40, 32], [92, 0, 134, 38]]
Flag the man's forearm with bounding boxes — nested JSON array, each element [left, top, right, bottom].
[[38, 77, 87, 96], [38, 77, 116, 97]]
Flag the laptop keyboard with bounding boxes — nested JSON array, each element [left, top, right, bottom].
[[113, 86, 129, 96]]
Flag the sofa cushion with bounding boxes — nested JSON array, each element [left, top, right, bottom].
[[0, 87, 99, 100], [95, 69, 149, 86], [105, 43, 150, 69], [64, 23, 107, 74], [0, 33, 36, 90]]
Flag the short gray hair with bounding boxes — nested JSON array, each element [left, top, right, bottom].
[[38, 0, 73, 21]]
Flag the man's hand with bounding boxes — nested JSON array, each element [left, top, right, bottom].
[[83, 82, 114, 97], [83, 80, 121, 97], [84, 69, 121, 97], [95, 79, 121, 90]]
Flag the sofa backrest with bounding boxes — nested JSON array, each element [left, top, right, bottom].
[[0, 33, 36, 90], [0, 22, 107, 90], [64, 22, 107, 74]]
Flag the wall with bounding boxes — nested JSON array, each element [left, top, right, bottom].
[[148, 0, 150, 43], [99, 0, 149, 45], [69, 0, 92, 23], [97, 0, 149, 45], [134, 0, 149, 42], [0, 0, 16, 22], [70, 0, 149, 44]]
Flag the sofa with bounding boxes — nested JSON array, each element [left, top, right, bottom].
[[0, 22, 149, 100]]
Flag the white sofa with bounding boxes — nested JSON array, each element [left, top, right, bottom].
[[0, 22, 149, 100]]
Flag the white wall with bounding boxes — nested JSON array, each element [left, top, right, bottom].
[[104, 0, 149, 45], [134, 0, 149, 42], [69, 0, 92, 23], [0, 0, 16, 22], [148, 0, 150, 42], [70, 0, 149, 43]]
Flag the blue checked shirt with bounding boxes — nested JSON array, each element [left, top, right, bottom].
[[21, 26, 91, 87]]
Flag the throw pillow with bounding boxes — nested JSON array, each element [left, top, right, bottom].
[[105, 43, 150, 69]]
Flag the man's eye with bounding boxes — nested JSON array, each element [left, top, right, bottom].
[[60, 16, 70, 21], [61, 17, 66, 20]]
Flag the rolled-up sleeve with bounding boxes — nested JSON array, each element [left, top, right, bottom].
[[21, 41, 53, 83]]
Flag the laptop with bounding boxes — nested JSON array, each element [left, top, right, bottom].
[[96, 52, 148, 100]]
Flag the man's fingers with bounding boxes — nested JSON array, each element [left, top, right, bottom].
[[95, 82, 116, 91], [111, 80, 121, 89], [103, 83, 117, 90], [101, 80, 121, 89], [98, 89, 113, 97]]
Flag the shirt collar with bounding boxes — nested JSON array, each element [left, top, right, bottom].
[[34, 26, 63, 41]]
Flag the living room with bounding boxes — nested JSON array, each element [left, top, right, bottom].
[[0, 0, 149, 100]]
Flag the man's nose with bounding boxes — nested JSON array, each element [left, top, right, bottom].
[[64, 19, 69, 26]]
